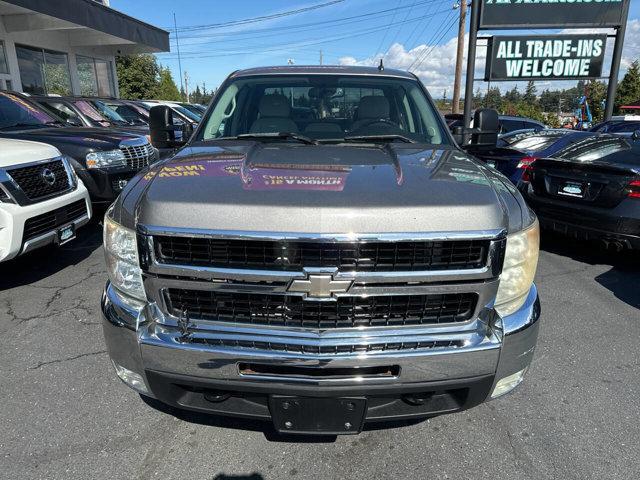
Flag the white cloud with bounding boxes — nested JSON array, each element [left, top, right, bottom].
[[339, 19, 640, 97]]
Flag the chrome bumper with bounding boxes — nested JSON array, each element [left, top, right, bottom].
[[101, 282, 540, 400]]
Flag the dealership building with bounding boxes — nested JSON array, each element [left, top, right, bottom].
[[0, 0, 169, 97]]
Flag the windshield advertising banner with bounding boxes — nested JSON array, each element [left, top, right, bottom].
[[484, 34, 607, 81], [479, 0, 628, 29]]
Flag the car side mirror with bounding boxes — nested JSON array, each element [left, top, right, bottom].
[[452, 126, 464, 145], [471, 108, 499, 148], [632, 130, 640, 141], [149, 105, 187, 149]]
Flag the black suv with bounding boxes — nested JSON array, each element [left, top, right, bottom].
[[0, 91, 158, 205]]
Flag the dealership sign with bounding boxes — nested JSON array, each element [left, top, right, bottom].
[[485, 34, 607, 81], [479, 0, 628, 29]]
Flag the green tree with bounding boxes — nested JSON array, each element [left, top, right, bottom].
[[615, 60, 640, 113], [586, 80, 607, 123], [115, 54, 159, 99], [154, 67, 181, 101], [483, 86, 502, 110], [522, 81, 537, 105], [504, 86, 521, 104]]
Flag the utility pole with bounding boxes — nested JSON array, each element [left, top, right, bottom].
[[184, 71, 189, 103], [319, 50, 323, 65], [452, 1, 467, 114], [173, 13, 184, 102]]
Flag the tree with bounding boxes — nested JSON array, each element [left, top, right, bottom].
[[504, 86, 521, 104], [586, 80, 607, 123], [523, 81, 537, 105], [615, 60, 640, 112], [483, 86, 502, 110], [154, 67, 181, 101], [116, 54, 159, 99]]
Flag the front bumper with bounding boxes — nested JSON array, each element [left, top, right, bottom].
[[0, 185, 91, 262], [102, 282, 541, 427]]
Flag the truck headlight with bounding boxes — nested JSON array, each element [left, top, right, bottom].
[[494, 219, 539, 317], [104, 209, 146, 301], [86, 150, 127, 169]]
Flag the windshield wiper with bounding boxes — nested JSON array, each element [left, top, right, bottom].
[[233, 132, 319, 145], [343, 134, 417, 144]]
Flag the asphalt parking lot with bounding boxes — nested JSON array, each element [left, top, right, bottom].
[[1, 222, 638, 480]]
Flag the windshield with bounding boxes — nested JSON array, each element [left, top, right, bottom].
[[88, 99, 130, 124], [199, 74, 448, 144], [173, 104, 201, 123], [101, 101, 148, 125], [0, 92, 55, 130]]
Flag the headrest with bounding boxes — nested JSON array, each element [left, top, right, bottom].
[[357, 96, 390, 119], [259, 94, 291, 117]]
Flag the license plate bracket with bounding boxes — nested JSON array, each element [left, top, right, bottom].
[[269, 396, 367, 435], [57, 223, 76, 245]]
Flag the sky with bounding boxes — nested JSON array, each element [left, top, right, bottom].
[[110, 0, 640, 98]]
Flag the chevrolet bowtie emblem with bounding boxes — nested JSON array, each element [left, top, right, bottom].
[[288, 274, 353, 298]]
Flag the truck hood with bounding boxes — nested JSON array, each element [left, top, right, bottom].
[[123, 142, 524, 234], [1, 126, 144, 151]]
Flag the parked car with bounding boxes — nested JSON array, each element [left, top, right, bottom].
[[470, 129, 587, 184], [445, 113, 546, 135], [101, 65, 541, 435], [0, 91, 158, 206], [31, 95, 148, 136], [589, 119, 640, 135], [140, 100, 201, 125], [520, 134, 640, 250], [177, 102, 206, 118], [0, 138, 91, 262]]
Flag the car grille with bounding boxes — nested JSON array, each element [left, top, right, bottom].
[[22, 200, 87, 242], [154, 237, 489, 272], [120, 142, 155, 170], [165, 289, 478, 329], [7, 159, 71, 201]]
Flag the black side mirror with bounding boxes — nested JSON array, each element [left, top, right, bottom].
[[452, 126, 464, 145], [149, 105, 187, 149], [632, 130, 640, 141], [471, 109, 499, 148]]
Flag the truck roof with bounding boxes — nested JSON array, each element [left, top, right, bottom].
[[229, 65, 417, 80]]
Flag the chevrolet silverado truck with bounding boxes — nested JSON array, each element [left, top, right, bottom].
[[101, 66, 541, 435], [0, 138, 91, 262]]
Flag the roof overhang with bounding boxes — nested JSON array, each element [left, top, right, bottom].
[[0, 0, 169, 53]]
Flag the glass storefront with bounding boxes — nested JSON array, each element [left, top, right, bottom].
[[0, 40, 8, 75], [77, 55, 115, 96], [15, 44, 71, 95]]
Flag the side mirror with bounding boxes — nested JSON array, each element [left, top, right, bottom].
[[452, 126, 464, 145], [471, 108, 499, 148], [632, 130, 640, 141], [149, 105, 187, 149]]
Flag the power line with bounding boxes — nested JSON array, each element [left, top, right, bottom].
[[158, 7, 454, 60], [167, 0, 446, 44], [166, 0, 345, 32], [374, 0, 403, 58], [408, 10, 458, 72], [386, 0, 418, 52]]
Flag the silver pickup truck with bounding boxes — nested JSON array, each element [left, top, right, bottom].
[[101, 66, 541, 435]]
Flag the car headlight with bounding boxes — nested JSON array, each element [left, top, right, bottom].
[[104, 209, 146, 301], [86, 149, 127, 169], [494, 218, 539, 317]]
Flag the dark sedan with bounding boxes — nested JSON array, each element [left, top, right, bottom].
[[520, 134, 640, 250]]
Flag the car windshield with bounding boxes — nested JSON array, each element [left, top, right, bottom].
[[0, 92, 56, 130], [172, 104, 201, 123], [199, 74, 448, 144], [88, 99, 130, 124], [101, 101, 148, 125], [501, 131, 570, 152]]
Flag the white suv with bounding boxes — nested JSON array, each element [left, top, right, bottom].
[[0, 138, 92, 262]]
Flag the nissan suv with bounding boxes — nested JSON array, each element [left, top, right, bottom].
[[101, 66, 541, 435]]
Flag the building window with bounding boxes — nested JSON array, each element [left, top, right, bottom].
[[0, 40, 9, 75], [15, 45, 71, 95], [77, 56, 116, 97]]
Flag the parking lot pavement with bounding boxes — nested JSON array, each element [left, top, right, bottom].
[[0, 224, 638, 480]]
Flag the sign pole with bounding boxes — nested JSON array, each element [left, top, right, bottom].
[[604, 0, 630, 121], [463, 0, 480, 143]]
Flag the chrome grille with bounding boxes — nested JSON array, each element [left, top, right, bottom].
[[143, 229, 504, 355], [119, 142, 155, 170]]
